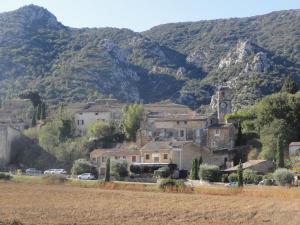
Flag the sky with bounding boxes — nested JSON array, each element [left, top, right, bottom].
[[0, 0, 300, 31]]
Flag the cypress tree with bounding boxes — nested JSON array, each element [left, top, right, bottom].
[[31, 109, 37, 127], [191, 158, 199, 180], [276, 136, 284, 168], [41, 102, 46, 119], [36, 103, 41, 120], [105, 158, 110, 182], [198, 155, 203, 174], [237, 160, 243, 187]]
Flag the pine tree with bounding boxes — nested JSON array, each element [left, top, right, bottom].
[[281, 76, 298, 94], [276, 136, 284, 168], [105, 158, 110, 182], [237, 160, 243, 187], [31, 109, 37, 127], [235, 123, 243, 146], [191, 158, 199, 180]]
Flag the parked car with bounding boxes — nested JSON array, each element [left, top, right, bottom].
[[258, 179, 277, 186], [25, 168, 42, 176], [77, 173, 95, 180], [225, 182, 238, 187], [44, 169, 67, 175]]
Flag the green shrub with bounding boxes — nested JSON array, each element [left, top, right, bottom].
[[154, 167, 171, 178], [221, 174, 229, 183], [159, 178, 176, 189], [273, 168, 294, 186], [243, 169, 258, 184], [42, 175, 67, 185], [0, 173, 12, 181], [111, 160, 128, 180], [199, 164, 220, 182], [228, 173, 238, 182], [71, 158, 97, 177]]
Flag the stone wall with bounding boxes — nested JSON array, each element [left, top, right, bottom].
[[0, 125, 21, 167]]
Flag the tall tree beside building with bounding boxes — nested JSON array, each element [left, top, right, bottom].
[[237, 161, 243, 187], [121, 103, 144, 141], [36, 103, 41, 120], [105, 158, 110, 182], [41, 102, 46, 119], [281, 76, 298, 94], [198, 155, 203, 173], [31, 109, 37, 127], [276, 135, 285, 168], [191, 158, 199, 180]]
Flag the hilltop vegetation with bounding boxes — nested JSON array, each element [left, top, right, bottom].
[[0, 5, 299, 109]]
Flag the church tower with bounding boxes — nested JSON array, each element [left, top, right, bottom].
[[217, 86, 232, 123]]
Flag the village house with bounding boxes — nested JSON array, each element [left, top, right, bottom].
[[72, 99, 126, 136], [90, 146, 141, 176], [289, 142, 300, 157]]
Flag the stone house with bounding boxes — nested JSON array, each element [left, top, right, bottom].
[[90, 147, 141, 176], [289, 142, 300, 157], [73, 99, 126, 136]]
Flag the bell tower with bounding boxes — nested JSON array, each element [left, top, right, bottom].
[[217, 86, 232, 123]]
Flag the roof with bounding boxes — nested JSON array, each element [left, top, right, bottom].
[[224, 160, 271, 172], [153, 114, 207, 122], [90, 148, 139, 157], [208, 123, 233, 129], [289, 142, 300, 146], [76, 103, 125, 113], [140, 141, 192, 152]]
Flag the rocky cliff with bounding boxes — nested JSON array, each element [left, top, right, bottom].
[[0, 5, 299, 109]]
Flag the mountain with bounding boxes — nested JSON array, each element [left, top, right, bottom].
[[0, 5, 299, 109]]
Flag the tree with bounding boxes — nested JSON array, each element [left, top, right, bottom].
[[281, 76, 298, 94], [235, 123, 243, 146], [41, 102, 46, 119], [105, 158, 110, 182], [31, 109, 37, 127], [237, 161, 243, 187], [121, 104, 144, 141], [36, 103, 41, 120], [19, 91, 41, 107], [71, 158, 95, 175], [276, 135, 284, 168], [198, 155, 203, 173], [111, 160, 128, 180], [190, 158, 199, 180], [88, 121, 117, 143]]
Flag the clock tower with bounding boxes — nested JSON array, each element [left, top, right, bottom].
[[217, 86, 232, 123]]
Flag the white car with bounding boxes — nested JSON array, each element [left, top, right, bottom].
[[225, 182, 238, 187], [77, 173, 95, 180], [44, 169, 67, 175]]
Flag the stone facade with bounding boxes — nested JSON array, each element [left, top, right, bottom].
[[289, 142, 300, 157], [72, 99, 126, 136], [0, 125, 21, 167], [90, 147, 141, 176]]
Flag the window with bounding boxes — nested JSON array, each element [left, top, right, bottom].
[[115, 156, 119, 160], [123, 156, 126, 160], [132, 156, 136, 162], [81, 120, 84, 125], [102, 156, 106, 162], [180, 130, 184, 137], [177, 121, 179, 125], [215, 129, 220, 136], [77, 120, 80, 125], [163, 154, 168, 160], [95, 112, 98, 115], [145, 154, 150, 160], [184, 121, 187, 124]]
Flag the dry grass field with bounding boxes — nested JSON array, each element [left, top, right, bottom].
[[0, 181, 300, 225]]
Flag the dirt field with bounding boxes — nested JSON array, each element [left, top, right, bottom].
[[0, 182, 300, 225]]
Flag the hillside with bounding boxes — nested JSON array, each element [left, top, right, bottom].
[[0, 5, 299, 109]]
